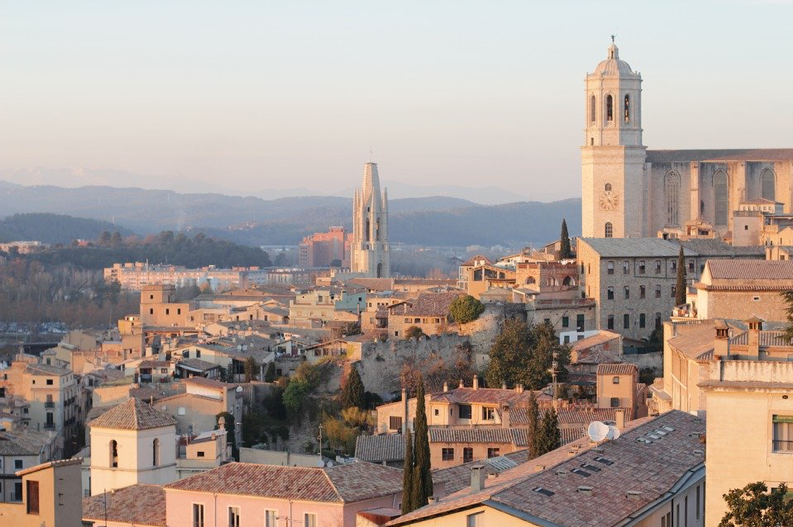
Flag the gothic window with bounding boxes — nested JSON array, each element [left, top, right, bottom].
[[562, 276, 573, 286], [714, 170, 729, 226], [590, 95, 596, 123], [376, 218, 380, 241], [606, 95, 614, 122], [605, 222, 613, 238], [110, 440, 118, 468], [153, 438, 160, 467], [761, 168, 776, 201], [365, 219, 370, 242], [605, 183, 612, 192], [665, 171, 681, 226], [624, 94, 630, 123], [376, 263, 383, 278]]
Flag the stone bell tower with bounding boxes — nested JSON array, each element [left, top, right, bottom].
[[581, 39, 648, 238], [351, 162, 390, 278]]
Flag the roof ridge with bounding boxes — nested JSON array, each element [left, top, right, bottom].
[[321, 468, 346, 503]]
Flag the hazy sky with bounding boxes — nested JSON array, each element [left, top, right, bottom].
[[1, 0, 792, 201]]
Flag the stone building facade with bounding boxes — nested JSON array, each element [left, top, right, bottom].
[[582, 41, 793, 240], [351, 162, 390, 278]]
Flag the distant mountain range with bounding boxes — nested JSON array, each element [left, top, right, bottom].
[[0, 179, 580, 248]]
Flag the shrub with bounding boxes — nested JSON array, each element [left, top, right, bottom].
[[449, 295, 485, 324]]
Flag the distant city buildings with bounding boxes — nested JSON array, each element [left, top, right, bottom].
[[298, 226, 351, 268]]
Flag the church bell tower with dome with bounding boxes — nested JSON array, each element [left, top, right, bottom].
[[581, 39, 648, 238]]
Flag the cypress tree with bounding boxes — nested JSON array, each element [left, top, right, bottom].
[[675, 246, 687, 306], [401, 432, 414, 514], [264, 362, 276, 383], [538, 407, 560, 457], [527, 393, 541, 459], [559, 219, 572, 259], [341, 367, 366, 410], [411, 377, 433, 509]]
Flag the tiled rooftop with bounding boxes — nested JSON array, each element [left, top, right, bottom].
[[89, 398, 176, 430], [706, 259, 793, 281], [388, 292, 464, 317], [165, 461, 403, 503], [429, 427, 530, 446], [646, 148, 793, 163], [596, 363, 637, 376], [355, 434, 407, 463], [83, 484, 166, 527], [430, 387, 537, 406]]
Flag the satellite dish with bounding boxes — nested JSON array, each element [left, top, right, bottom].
[[607, 425, 621, 440], [587, 421, 609, 442]]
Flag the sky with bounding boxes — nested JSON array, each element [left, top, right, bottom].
[[1, 0, 792, 201]]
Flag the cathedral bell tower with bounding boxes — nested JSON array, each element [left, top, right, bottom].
[[351, 162, 390, 278], [581, 39, 647, 238]]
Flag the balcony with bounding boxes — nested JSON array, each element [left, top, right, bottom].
[[772, 440, 793, 453], [44, 422, 55, 430], [45, 402, 55, 408]]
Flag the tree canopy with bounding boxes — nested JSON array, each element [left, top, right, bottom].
[[340, 367, 366, 410], [449, 295, 485, 324], [719, 481, 793, 527], [559, 219, 573, 259]]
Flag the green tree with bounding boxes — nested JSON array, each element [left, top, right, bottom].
[[485, 320, 570, 390], [536, 407, 560, 457], [404, 326, 426, 340], [449, 295, 485, 324], [402, 432, 415, 514], [675, 246, 687, 306], [274, 252, 288, 266], [244, 357, 257, 383], [264, 362, 277, 383], [282, 380, 312, 414], [216, 411, 238, 460], [527, 393, 541, 460], [559, 219, 572, 259], [341, 367, 366, 410], [719, 482, 793, 527], [411, 378, 433, 509]]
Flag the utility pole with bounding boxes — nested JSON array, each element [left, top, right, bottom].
[[551, 350, 559, 410], [317, 423, 323, 461]]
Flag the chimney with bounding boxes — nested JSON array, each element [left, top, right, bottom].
[[402, 388, 408, 435], [443, 381, 449, 392], [501, 403, 510, 428], [713, 320, 730, 359], [615, 408, 626, 430], [516, 384, 524, 394], [747, 317, 763, 359], [472, 375, 479, 390], [502, 382, 507, 390], [471, 465, 486, 492], [459, 379, 464, 389]]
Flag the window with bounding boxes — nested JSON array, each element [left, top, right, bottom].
[[160, 368, 168, 374], [606, 94, 614, 121], [153, 438, 160, 467], [178, 407, 186, 416], [640, 313, 646, 328], [607, 261, 614, 275], [265, 509, 277, 527], [655, 260, 662, 274], [193, 503, 205, 527], [638, 261, 646, 274], [26, 481, 39, 515], [623, 314, 630, 329], [612, 376, 620, 384], [655, 285, 662, 299], [688, 261, 695, 273], [714, 170, 729, 226], [177, 308, 182, 315], [459, 404, 472, 419], [149, 308, 154, 315], [434, 408, 439, 416], [622, 261, 629, 274], [696, 485, 701, 520], [389, 416, 403, 430], [655, 313, 662, 330], [624, 94, 630, 122], [14, 459, 23, 470], [665, 171, 681, 226], [463, 447, 474, 463], [605, 222, 613, 238], [45, 413, 54, 428], [487, 448, 500, 458], [639, 285, 645, 299], [304, 513, 317, 527], [576, 314, 585, 331], [607, 315, 614, 330], [624, 286, 630, 300], [110, 440, 118, 468], [46, 379, 53, 385], [195, 350, 201, 358], [773, 415, 793, 451], [467, 512, 484, 527], [14, 482, 22, 502], [228, 506, 241, 527], [685, 496, 688, 527], [482, 407, 495, 420], [562, 316, 569, 328], [761, 168, 776, 201], [607, 287, 614, 300], [442, 448, 455, 461], [197, 451, 205, 458], [671, 286, 676, 299]]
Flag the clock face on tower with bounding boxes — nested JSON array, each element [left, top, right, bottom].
[[599, 190, 619, 211]]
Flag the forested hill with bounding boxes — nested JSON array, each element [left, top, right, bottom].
[[0, 213, 134, 245]]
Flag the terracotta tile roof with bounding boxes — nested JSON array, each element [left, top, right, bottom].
[[570, 331, 621, 353], [389, 411, 705, 527], [388, 292, 463, 317], [25, 363, 70, 376], [355, 434, 407, 463], [596, 363, 637, 376], [646, 148, 793, 163], [83, 485, 166, 527], [89, 398, 176, 430], [429, 427, 530, 446], [706, 259, 793, 280], [0, 432, 41, 456], [430, 387, 537, 406], [177, 358, 219, 372], [183, 376, 234, 390], [138, 360, 171, 369], [730, 330, 793, 348], [165, 461, 403, 503]]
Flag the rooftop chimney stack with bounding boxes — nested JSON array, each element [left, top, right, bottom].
[[615, 408, 626, 430], [473, 375, 479, 390], [747, 316, 763, 359], [471, 465, 486, 492], [459, 379, 465, 389], [713, 320, 730, 359], [501, 403, 510, 428], [502, 382, 507, 390], [443, 381, 449, 392]]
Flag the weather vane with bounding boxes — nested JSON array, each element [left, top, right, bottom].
[[611, 34, 615, 43]]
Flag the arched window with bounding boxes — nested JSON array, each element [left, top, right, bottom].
[[607, 287, 614, 300], [365, 219, 370, 242], [714, 170, 729, 226], [761, 168, 776, 201], [605, 183, 612, 192], [562, 276, 573, 286], [376, 263, 383, 278], [624, 94, 630, 123], [152, 438, 160, 467], [526, 276, 536, 285], [605, 222, 613, 238], [375, 218, 380, 241], [665, 171, 681, 226], [612, 376, 620, 384], [606, 95, 614, 122], [110, 440, 118, 468], [607, 261, 614, 274], [590, 95, 596, 123]]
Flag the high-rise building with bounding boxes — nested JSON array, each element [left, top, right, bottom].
[[298, 227, 351, 268], [351, 162, 390, 278]]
